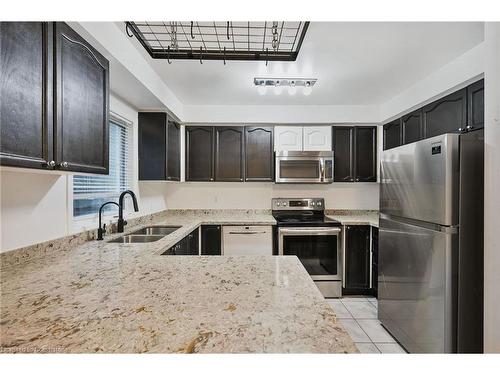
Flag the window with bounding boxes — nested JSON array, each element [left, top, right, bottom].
[[73, 117, 133, 217]]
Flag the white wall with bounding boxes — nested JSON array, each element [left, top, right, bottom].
[[70, 22, 184, 121], [0, 95, 151, 252], [380, 42, 485, 122], [0, 94, 380, 253], [483, 22, 500, 353], [183, 105, 380, 124], [138, 182, 379, 211], [0, 170, 69, 252]]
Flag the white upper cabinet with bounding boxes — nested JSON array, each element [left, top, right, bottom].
[[303, 126, 332, 151], [274, 126, 303, 151]]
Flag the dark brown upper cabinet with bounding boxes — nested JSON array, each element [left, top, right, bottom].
[[185, 126, 214, 181], [215, 127, 245, 182], [1, 22, 110, 174], [54, 22, 109, 174], [402, 109, 424, 145], [244, 126, 274, 182], [423, 88, 467, 138], [467, 79, 484, 131], [139, 113, 166, 180], [354, 127, 377, 182], [332, 126, 377, 183], [166, 118, 181, 180], [332, 127, 354, 182], [383, 119, 402, 150], [383, 80, 483, 149], [1, 22, 53, 169], [138, 112, 180, 181]]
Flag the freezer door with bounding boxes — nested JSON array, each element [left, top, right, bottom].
[[380, 133, 459, 226], [378, 216, 457, 353]]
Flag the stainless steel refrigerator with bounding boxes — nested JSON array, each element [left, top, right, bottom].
[[379, 130, 484, 353]]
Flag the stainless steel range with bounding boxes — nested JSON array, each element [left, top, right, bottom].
[[272, 198, 342, 297]]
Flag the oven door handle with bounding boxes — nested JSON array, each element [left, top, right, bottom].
[[279, 227, 341, 236]]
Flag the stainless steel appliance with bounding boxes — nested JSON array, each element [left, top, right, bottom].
[[272, 198, 343, 297], [379, 130, 484, 353], [275, 151, 334, 184]]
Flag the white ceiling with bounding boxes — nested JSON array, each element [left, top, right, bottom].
[[124, 22, 484, 106]]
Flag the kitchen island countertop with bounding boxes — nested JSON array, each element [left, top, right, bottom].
[[0, 211, 357, 354]]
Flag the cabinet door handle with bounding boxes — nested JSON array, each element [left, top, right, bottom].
[[45, 160, 56, 169]]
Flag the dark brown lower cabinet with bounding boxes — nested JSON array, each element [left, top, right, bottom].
[[201, 225, 221, 255], [245, 126, 274, 181], [343, 225, 372, 295], [371, 227, 378, 298], [215, 127, 244, 181], [162, 229, 199, 255]]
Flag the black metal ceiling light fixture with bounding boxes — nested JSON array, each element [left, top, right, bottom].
[[124, 21, 309, 64]]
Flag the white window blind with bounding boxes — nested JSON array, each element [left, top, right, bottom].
[[73, 118, 133, 217]]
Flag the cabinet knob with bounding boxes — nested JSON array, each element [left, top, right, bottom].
[[355, 178, 360, 182], [46, 160, 56, 169], [466, 125, 474, 131], [59, 161, 69, 169], [350, 178, 354, 182], [210, 178, 214, 181]]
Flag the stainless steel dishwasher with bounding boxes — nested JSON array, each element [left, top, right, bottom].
[[222, 226, 272, 256]]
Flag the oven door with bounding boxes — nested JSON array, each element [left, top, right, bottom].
[[275, 156, 323, 183], [278, 227, 342, 281]]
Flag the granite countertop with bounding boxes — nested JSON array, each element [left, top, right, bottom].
[[0, 211, 357, 354], [326, 211, 379, 227]]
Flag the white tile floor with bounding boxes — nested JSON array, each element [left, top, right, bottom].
[[326, 296, 407, 354]]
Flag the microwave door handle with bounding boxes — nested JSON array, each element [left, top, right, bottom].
[[320, 158, 325, 182]]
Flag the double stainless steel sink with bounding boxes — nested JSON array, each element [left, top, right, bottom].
[[108, 226, 180, 243]]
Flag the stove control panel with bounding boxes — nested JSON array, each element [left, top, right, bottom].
[[272, 198, 325, 211]]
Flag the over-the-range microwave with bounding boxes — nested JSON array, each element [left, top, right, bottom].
[[275, 151, 334, 184]]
